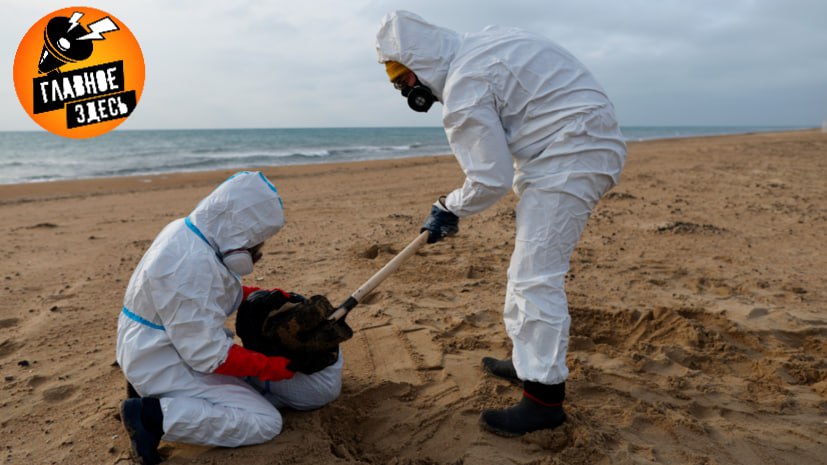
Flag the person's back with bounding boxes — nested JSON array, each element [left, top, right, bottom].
[[117, 216, 240, 382], [445, 25, 626, 194]]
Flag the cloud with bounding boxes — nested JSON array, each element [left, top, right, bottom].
[[2, 0, 825, 130]]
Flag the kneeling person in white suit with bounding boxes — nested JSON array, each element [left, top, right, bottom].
[[116, 171, 342, 465]]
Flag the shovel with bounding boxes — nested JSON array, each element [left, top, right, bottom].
[[260, 231, 430, 353], [328, 230, 430, 321]]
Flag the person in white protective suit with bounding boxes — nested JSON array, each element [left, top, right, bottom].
[[376, 11, 626, 436], [116, 171, 343, 465]]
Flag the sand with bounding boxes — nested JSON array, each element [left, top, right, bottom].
[[1, 129, 825, 465]]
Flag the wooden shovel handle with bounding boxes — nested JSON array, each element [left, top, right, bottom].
[[328, 231, 429, 321]]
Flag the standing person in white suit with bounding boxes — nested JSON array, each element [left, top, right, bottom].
[[116, 171, 342, 464], [375, 11, 627, 436]]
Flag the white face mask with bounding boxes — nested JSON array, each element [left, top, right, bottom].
[[223, 250, 254, 276]]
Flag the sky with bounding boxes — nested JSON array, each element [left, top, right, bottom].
[[2, 0, 826, 131]]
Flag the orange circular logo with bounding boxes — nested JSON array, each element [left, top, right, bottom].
[[13, 7, 145, 139]]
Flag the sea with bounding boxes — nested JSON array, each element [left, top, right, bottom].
[[0, 125, 808, 185]]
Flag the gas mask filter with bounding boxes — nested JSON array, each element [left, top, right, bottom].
[[400, 79, 437, 113]]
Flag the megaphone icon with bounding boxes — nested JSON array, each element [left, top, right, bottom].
[[38, 13, 95, 75]]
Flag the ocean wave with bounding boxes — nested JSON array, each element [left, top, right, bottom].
[[8, 126, 800, 185], [178, 145, 428, 161], [0, 127, 456, 184]]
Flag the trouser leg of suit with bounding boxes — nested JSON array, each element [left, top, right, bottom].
[[140, 369, 283, 447], [504, 170, 614, 385], [246, 351, 344, 410]]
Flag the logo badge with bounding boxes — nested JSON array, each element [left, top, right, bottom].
[[13, 7, 145, 139]]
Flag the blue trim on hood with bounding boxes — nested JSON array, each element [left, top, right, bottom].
[[185, 216, 245, 283], [256, 172, 283, 208], [223, 171, 283, 208], [185, 217, 222, 259]]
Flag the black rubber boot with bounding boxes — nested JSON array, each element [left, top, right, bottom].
[[481, 357, 521, 385], [480, 381, 566, 437], [121, 397, 164, 465]]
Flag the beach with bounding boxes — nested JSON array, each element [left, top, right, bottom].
[[1, 129, 825, 464]]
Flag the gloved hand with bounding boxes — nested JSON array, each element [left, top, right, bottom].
[[286, 292, 307, 304], [242, 285, 262, 300], [245, 288, 300, 307], [258, 355, 294, 381], [236, 288, 307, 355], [286, 350, 340, 375], [214, 344, 295, 381], [420, 197, 459, 244]]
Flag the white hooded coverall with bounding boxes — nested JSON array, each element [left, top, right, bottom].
[[116, 171, 342, 447], [376, 11, 627, 385]]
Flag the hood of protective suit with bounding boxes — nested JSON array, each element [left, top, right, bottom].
[[188, 171, 285, 255], [375, 10, 460, 102]]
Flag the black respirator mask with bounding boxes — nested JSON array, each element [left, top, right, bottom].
[[399, 79, 438, 113]]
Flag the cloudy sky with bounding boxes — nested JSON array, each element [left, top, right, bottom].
[[2, 0, 825, 131]]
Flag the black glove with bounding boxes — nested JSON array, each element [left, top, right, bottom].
[[286, 350, 339, 375], [236, 289, 305, 355], [286, 292, 307, 304], [246, 289, 306, 306], [420, 200, 459, 244]]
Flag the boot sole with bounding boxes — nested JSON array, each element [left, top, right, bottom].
[[478, 415, 525, 437], [478, 411, 567, 438]]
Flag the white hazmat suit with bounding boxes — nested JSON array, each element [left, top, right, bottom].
[[116, 171, 342, 447], [376, 11, 626, 385]]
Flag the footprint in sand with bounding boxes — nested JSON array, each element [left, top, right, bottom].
[[361, 244, 382, 259], [0, 338, 21, 357], [747, 307, 770, 319], [465, 265, 484, 279], [359, 244, 398, 259], [28, 375, 48, 388], [0, 318, 20, 329], [42, 384, 77, 402]]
